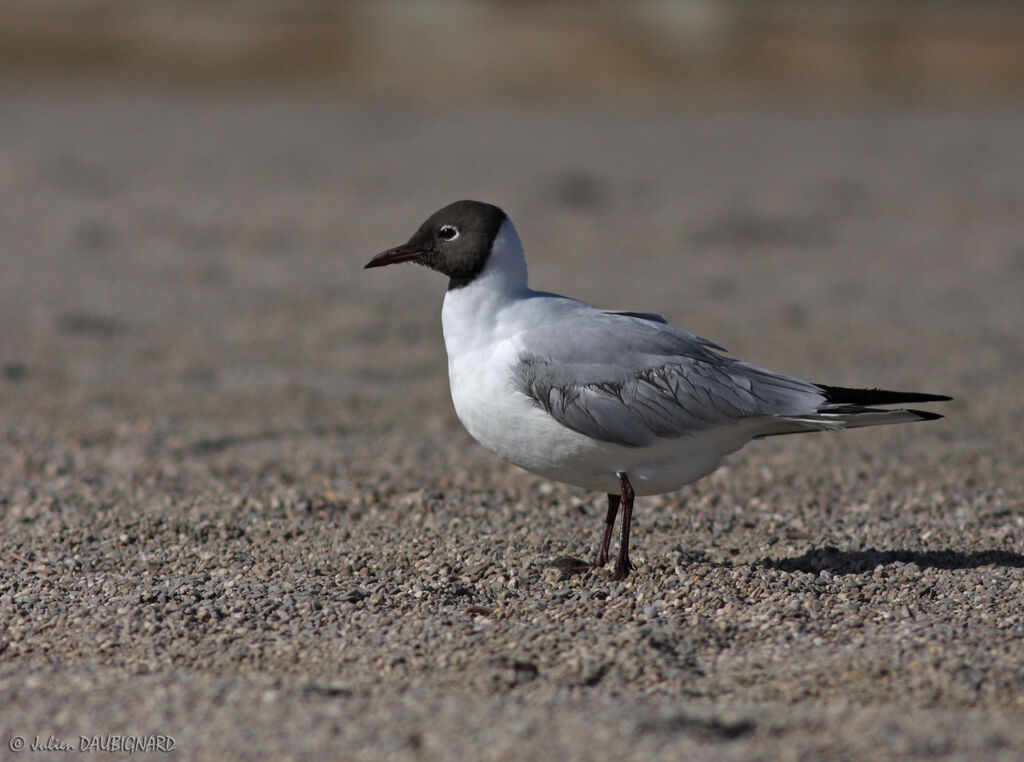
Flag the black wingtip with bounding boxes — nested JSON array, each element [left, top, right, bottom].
[[815, 384, 952, 406], [909, 409, 945, 422]]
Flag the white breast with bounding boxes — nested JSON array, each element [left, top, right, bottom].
[[441, 219, 602, 481]]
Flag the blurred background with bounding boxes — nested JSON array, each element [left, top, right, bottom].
[[1, 0, 1022, 445], [3, 0, 1024, 100]]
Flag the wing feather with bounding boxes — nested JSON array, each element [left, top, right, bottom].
[[514, 308, 825, 447]]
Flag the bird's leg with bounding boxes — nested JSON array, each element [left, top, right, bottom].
[[611, 472, 635, 581], [592, 493, 620, 568]]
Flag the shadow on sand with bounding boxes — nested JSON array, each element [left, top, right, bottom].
[[762, 545, 1024, 575]]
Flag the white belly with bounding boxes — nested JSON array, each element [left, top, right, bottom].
[[446, 339, 749, 496]]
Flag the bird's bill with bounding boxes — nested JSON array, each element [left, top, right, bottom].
[[364, 244, 425, 269]]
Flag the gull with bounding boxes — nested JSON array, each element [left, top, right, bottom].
[[365, 200, 950, 579]]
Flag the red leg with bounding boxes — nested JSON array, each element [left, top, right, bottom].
[[611, 472, 635, 580], [592, 493, 620, 568]]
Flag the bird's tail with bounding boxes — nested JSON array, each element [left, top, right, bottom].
[[754, 384, 951, 439]]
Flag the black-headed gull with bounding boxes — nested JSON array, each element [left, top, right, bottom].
[[365, 200, 950, 579]]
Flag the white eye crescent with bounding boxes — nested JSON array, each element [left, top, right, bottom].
[[439, 224, 459, 242]]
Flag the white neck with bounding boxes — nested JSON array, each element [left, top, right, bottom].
[[441, 217, 529, 353], [473, 217, 528, 294]]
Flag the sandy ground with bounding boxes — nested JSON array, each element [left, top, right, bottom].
[[1, 79, 1023, 760]]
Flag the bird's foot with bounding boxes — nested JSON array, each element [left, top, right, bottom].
[[610, 557, 634, 581]]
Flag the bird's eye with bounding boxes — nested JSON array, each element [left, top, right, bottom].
[[438, 225, 459, 242]]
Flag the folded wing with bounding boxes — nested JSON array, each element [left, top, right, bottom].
[[514, 309, 948, 448]]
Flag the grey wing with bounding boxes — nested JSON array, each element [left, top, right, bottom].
[[515, 312, 826, 447]]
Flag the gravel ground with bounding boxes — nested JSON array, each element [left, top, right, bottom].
[[1, 80, 1023, 760]]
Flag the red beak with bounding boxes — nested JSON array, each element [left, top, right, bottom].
[[364, 244, 426, 269]]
